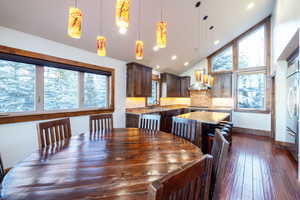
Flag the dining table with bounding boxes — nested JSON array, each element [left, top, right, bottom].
[[0, 128, 203, 200]]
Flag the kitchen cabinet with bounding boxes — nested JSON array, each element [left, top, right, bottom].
[[180, 76, 191, 97], [127, 62, 152, 97], [211, 72, 232, 98], [161, 73, 191, 97]]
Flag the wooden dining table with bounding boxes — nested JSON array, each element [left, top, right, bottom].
[[1, 128, 203, 200]]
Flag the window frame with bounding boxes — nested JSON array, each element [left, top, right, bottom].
[[0, 45, 115, 125], [207, 16, 271, 113], [146, 74, 160, 106]]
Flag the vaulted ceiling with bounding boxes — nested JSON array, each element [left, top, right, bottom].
[[0, 0, 274, 74]]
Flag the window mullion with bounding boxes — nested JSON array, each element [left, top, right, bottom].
[[79, 72, 84, 108], [36, 66, 44, 112]]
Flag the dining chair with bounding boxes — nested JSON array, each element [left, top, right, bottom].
[[138, 114, 161, 131], [37, 118, 72, 148], [171, 117, 200, 147], [0, 154, 5, 183], [210, 129, 229, 200], [147, 155, 213, 200], [89, 113, 113, 133]]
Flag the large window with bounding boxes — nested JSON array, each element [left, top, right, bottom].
[[0, 60, 35, 113], [237, 73, 265, 110], [0, 59, 111, 115], [211, 46, 233, 72], [147, 80, 159, 105], [238, 26, 266, 69], [44, 67, 79, 110], [84, 73, 108, 108], [208, 18, 270, 113]]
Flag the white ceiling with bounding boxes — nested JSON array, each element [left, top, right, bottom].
[[0, 0, 274, 74]]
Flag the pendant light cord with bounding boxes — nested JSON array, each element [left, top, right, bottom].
[[138, 0, 141, 40], [160, 0, 164, 21], [75, 0, 78, 8], [100, 0, 103, 34]]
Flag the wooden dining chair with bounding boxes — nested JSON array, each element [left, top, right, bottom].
[[37, 118, 72, 148], [139, 114, 161, 131], [148, 155, 213, 200], [171, 117, 200, 147], [0, 154, 5, 183], [210, 129, 229, 200], [89, 113, 113, 133]]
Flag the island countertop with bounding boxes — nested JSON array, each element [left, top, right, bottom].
[[175, 111, 230, 125]]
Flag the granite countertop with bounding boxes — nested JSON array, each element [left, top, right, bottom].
[[126, 105, 188, 115], [175, 111, 230, 125], [126, 105, 232, 115]]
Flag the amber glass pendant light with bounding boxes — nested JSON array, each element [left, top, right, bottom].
[[116, 0, 130, 34], [97, 0, 106, 56], [135, 0, 143, 60], [156, 0, 167, 48], [68, 0, 82, 39]]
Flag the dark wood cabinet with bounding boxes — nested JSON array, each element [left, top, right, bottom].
[[127, 62, 152, 97], [180, 76, 191, 97], [211, 72, 232, 98], [161, 73, 190, 97]]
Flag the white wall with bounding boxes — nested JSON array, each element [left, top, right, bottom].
[[0, 26, 127, 168], [181, 59, 271, 131]]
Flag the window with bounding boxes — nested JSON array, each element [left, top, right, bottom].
[[44, 67, 79, 110], [84, 73, 108, 108], [0, 60, 35, 113], [237, 73, 265, 110], [238, 26, 266, 69], [147, 80, 159, 105], [212, 46, 233, 72], [0, 58, 111, 115]]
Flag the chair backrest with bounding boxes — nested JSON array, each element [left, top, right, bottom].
[[210, 129, 229, 199], [0, 154, 5, 183], [139, 114, 161, 131], [171, 117, 200, 146], [89, 113, 113, 133], [148, 155, 213, 200], [37, 118, 72, 148]]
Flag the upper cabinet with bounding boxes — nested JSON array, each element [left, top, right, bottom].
[[211, 72, 232, 98], [161, 73, 191, 97], [127, 62, 152, 97]]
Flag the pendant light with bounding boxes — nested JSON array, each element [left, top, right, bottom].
[[156, 0, 167, 48], [135, 0, 143, 60], [68, 0, 82, 39], [97, 0, 106, 56], [116, 0, 130, 34]]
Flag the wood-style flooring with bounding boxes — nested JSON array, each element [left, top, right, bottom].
[[219, 134, 300, 200]]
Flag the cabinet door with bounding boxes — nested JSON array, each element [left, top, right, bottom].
[[143, 67, 152, 97], [180, 77, 191, 97], [212, 73, 232, 98]]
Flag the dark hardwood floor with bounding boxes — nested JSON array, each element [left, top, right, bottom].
[[220, 133, 300, 200]]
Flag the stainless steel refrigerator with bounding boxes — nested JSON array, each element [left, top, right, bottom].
[[286, 57, 299, 161]]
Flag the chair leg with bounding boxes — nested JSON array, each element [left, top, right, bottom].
[[207, 136, 214, 153]]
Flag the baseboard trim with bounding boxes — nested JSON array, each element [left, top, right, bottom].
[[273, 141, 294, 149], [233, 127, 271, 137]]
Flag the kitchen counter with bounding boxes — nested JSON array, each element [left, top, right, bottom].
[[175, 111, 230, 125], [126, 105, 232, 115]]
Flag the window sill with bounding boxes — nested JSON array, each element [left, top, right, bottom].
[[0, 107, 114, 125], [234, 109, 270, 114]]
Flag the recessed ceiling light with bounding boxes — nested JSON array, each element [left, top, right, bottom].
[[184, 62, 189, 66], [214, 40, 220, 45], [119, 27, 127, 34], [247, 2, 254, 10], [172, 55, 177, 60], [156, 65, 160, 69], [153, 45, 159, 51]]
